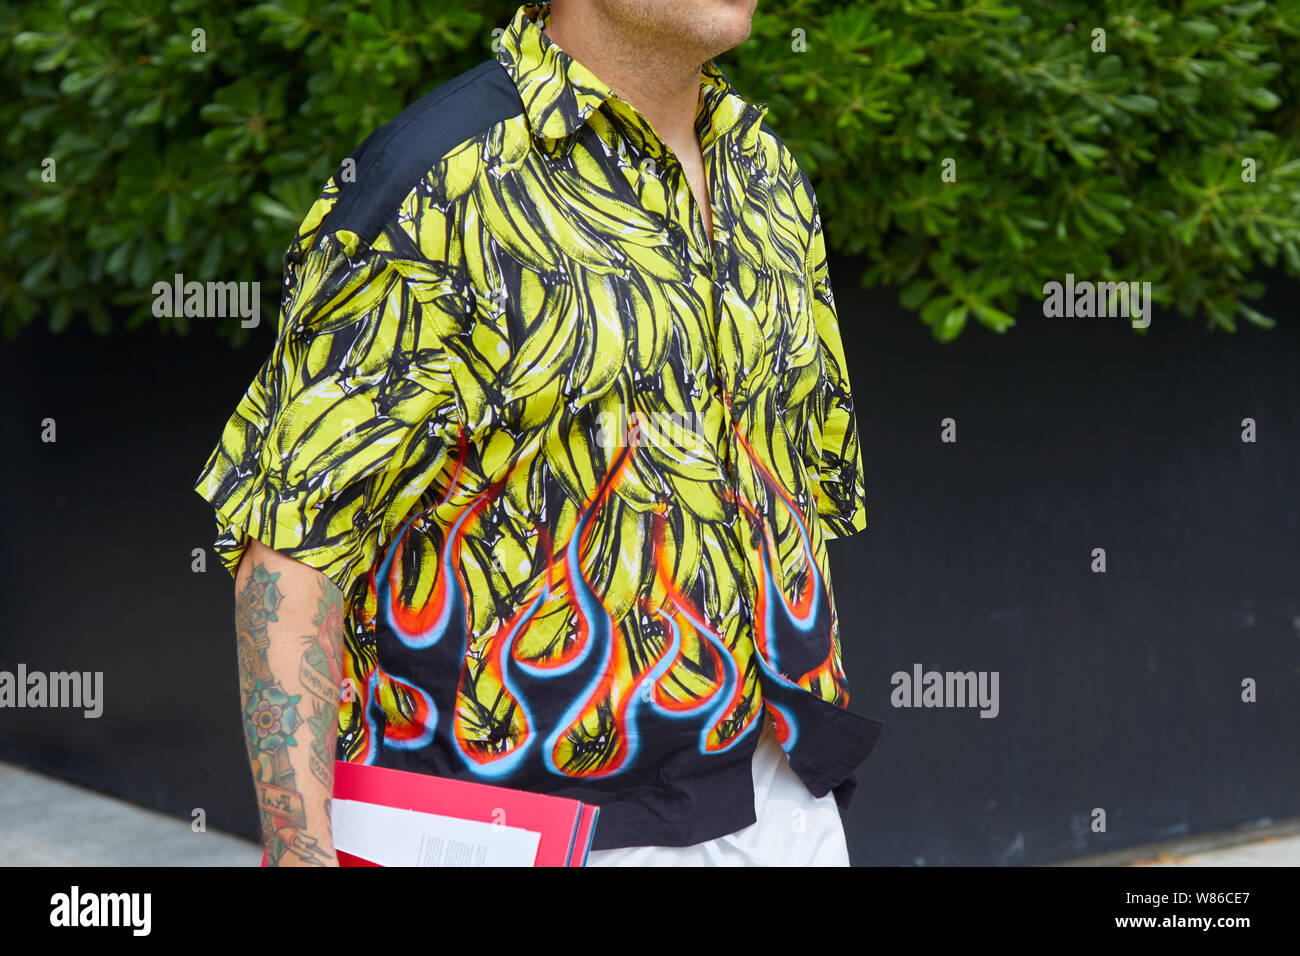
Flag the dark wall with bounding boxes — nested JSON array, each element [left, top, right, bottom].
[[2, 257, 1297, 865]]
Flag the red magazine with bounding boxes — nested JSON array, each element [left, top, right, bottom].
[[258, 760, 599, 867]]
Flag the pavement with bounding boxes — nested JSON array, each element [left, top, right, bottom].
[[1129, 835, 1300, 866], [1060, 821, 1300, 867], [1, 761, 1296, 866], [0, 763, 258, 866]]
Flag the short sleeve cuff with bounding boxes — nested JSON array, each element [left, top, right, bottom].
[[818, 496, 867, 539]]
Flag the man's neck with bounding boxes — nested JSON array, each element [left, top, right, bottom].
[[542, 7, 703, 151]]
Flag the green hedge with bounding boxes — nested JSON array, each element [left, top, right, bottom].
[[4, 0, 1299, 343]]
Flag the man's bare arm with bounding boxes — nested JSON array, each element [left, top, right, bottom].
[[234, 537, 344, 866]]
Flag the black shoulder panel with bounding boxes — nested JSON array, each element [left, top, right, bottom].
[[310, 58, 525, 252]]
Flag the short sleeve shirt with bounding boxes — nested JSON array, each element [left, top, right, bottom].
[[194, 0, 883, 851]]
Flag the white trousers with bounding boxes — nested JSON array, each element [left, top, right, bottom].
[[586, 716, 851, 866]]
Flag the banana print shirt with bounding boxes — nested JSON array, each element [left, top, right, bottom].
[[195, 1, 883, 851]]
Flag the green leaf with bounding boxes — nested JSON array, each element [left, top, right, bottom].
[[1236, 302, 1276, 328], [973, 303, 1015, 332], [899, 279, 936, 309], [921, 294, 956, 327], [936, 306, 968, 342], [1240, 87, 1281, 110], [250, 192, 300, 224]]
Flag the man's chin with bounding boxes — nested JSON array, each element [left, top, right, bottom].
[[696, 8, 756, 58]]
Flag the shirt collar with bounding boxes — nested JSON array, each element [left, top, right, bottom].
[[495, 2, 768, 150]]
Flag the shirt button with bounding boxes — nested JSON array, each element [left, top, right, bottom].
[[750, 524, 763, 547], [730, 405, 742, 425]]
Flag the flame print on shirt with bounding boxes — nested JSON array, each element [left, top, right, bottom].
[[342, 414, 842, 780], [731, 421, 850, 753]]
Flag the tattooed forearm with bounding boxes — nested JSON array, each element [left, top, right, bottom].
[[300, 579, 345, 789], [236, 560, 336, 866]]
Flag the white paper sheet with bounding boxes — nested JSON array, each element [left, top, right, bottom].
[[331, 798, 542, 866]]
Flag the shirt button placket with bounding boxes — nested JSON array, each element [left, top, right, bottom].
[[728, 400, 761, 549], [712, 244, 753, 550], [696, 170, 757, 560]]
